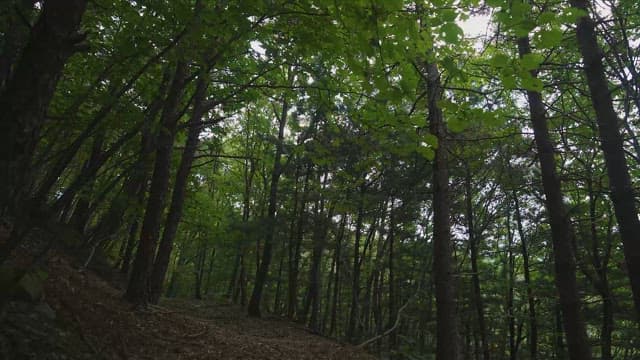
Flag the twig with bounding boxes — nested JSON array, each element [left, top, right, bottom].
[[185, 327, 208, 338]]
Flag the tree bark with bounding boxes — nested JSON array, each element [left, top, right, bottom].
[[124, 60, 188, 305], [570, 0, 640, 317], [464, 168, 490, 360], [329, 215, 346, 336], [517, 36, 592, 360], [247, 94, 289, 317], [0, 0, 87, 263], [148, 75, 209, 304], [513, 191, 537, 359], [347, 183, 366, 342], [288, 163, 312, 318], [425, 60, 461, 360]]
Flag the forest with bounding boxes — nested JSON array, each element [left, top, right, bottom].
[[1, 0, 639, 359]]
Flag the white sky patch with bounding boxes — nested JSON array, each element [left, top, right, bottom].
[[459, 13, 492, 39], [250, 40, 267, 59]]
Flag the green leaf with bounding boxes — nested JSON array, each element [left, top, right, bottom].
[[417, 146, 435, 161], [520, 72, 544, 92], [501, 74, 518, 90], [538, 11, 558, 25], [561, 7, 589, 23], [538, 28, 563, 48], [448, 116, 467, 132], [423, 133, 439, 149], [441, 9, 457, 22], [520, 53, 544, 71], [485, 0, 504, 8], [437, 99, 457, 112], [513, 19, 536, 37], [441, 22, 463, 44], [490, 53, 510, 68]]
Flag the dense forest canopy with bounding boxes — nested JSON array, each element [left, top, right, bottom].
[[1, 0, 640, 359]]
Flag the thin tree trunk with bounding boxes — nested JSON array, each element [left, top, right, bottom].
[[204, 247, 216, 295], [329, 215, 346, 336], [506, 214, 516, 360], [465, 169, 490, 360], [322, 235, 337, 333], [517, 35, 592, 360], [347, 183, 366, 342], [289, 163, 312, 318], [306, 200, 334, 332], [513, 191, 537, 359], [68, 133, 105, 233], [586, 178, 614, 360], [247, 93, 289, 317], [388, 207, 398, 356], [570, 0, 640, 316], [273, 244, 285, 314]]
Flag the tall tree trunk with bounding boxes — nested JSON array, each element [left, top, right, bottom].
[[586, 178, 614, 360], [306, 200, 334, 332], [465, 169, 490, 360], [517, 36, 592, 360], [288, 163, 312, 318], [124, 60, 187, 305], [329, 215, 346, 336], [194, 237, 207, 300], [347, 183, 366, 342], [0, 0, 87, 263], [148, 75, 209, 304], [513, 191, 537, 359], [322, 232, 337, 333], [387, 207, 398, 357], [425, 60, 461, 360], [228, 156, 256, 303], [247, 94, 289, 317], [273, 243, 285, 314], [120, 119, 155, 274], [506, 214, 516, 360], [570, 0, 640, 316]]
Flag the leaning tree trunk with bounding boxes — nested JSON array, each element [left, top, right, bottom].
[[424, 60, 461, 360], [570, 0, 640, 317], [0, 0, 87, 264], [148, 75, 209, 304], [517, 35, 592, 360], [0, 0, 38, 90], [124, 60, 187, 305]]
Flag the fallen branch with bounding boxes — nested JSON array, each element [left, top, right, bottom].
[[356, 299, 411, 348]]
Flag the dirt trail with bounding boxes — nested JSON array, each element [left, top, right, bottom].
[[1, 253, 374, 360]]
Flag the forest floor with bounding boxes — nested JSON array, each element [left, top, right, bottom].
[[0, 249, 374, 360]]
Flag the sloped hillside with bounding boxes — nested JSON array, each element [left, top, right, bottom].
[[1, 252, 374, 360]]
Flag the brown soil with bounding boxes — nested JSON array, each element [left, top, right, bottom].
[[1, 252, 375, 360]]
